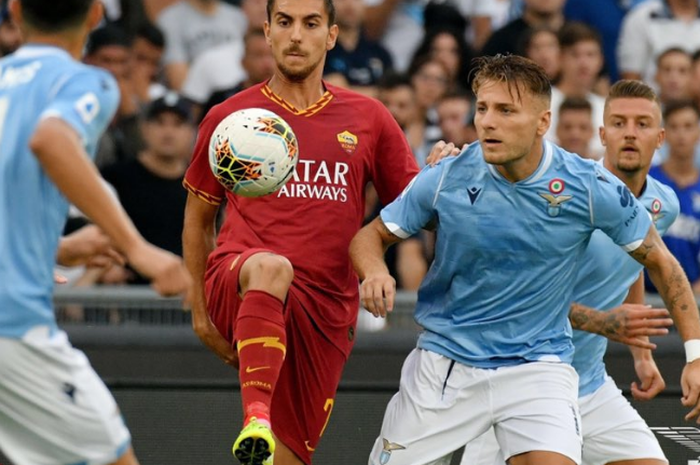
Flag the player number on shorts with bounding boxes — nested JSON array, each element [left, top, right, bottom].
[[0, 97, 9, 145], [320, 398, 334, 438]]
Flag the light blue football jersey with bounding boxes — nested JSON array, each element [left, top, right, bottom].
[[381, 141, 652, 368], [573, 171, 679, 396], [0, 45, 119, 338]]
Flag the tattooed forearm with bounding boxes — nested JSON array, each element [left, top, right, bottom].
[[629, 241, 654, 262], [569, 303, 592, 330]]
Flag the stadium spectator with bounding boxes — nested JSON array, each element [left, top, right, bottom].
[[450, 0, 498, 51], [435, 90, 475, 149], [555, 97, 596, 160], [84, 25, 144, 168], [102, 93, 195, 284], [618, 0, 700, 83], [377, 72, 422, 154], [363, 0, 425, 72], [691, 49, 700, 110], [648, 100, 700, 293], [517, 25, 560, 81], [408, 55, 452, 160], [563, 0, 647, 82], [241, 0, 268, 28], [545, 22, 605, 159], [0, 4, 20, 56], [156, 0, 247, 90], [655, 47, 693, 107], [130, 22, 168, 104], [323, 0, 393, 97], [410, 27, 474, 91], [199, 28, 275, 121], [481, 0, 566, 57]]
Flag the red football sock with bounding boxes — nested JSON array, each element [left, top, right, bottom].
[[236, 290, 287, 427]]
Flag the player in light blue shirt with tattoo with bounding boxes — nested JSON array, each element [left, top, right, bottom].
[[350, 56, 700, 465]]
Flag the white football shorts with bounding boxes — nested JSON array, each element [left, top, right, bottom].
[[461, 376, 667, 465], [368, 348, 582, 465], [0, 326, 131, 465]]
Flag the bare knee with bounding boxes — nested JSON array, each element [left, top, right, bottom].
[[240, 253, 294, 300]]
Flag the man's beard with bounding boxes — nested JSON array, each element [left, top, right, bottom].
[[278, 61, 319, 82]]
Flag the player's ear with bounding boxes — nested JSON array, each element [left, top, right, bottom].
[[264, 21, 272, 46], [86, 0, 104, 31], [327, 24, 339, 51], [536, 108, 551, 137], [599, 126, 606, 147], [8, 0, 21, 28], [657, 127, 665, 149]]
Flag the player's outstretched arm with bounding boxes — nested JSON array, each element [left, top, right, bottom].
[[31, 117, 191, 299], [57, 224, 124, 268], [628, 225, 700, 421], [350, 217, 404, 318], [182, 193, 237, 367], [569, 302, 671, 349]]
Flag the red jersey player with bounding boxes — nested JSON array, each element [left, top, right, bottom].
[[183, 1, 450, 464]]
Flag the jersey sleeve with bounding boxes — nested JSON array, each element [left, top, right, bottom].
[[371, 103, 420, 205], [590, 167, 652, 252], [183, 107, 226, 205], [380, 163, 444, 239], [40, 69, 119, 154]]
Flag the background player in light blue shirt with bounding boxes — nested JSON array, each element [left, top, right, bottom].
[[351, 55, 700, 465], [0, 1, 191, 465], [462, 80, 677, 465]]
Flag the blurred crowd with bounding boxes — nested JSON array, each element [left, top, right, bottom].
[[6, 0, 700, 296]]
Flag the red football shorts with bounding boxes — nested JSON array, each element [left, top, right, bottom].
[[205, 248, 347, 464]]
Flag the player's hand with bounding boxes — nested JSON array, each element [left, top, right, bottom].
[[191, 304, 239, 368], [126, 242, 192, 303], [631, 356, 665, 401], [54, 272, 68, 284], [682, 360, 700, 422], [425, 140, 465, 166], [57, 225, 125, 268], [360, 272, 396, 318], [601, 304, 673, 349]]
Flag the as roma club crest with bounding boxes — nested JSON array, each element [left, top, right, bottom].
[[337, 130, 358, 154]]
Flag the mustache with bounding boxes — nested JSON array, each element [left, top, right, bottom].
[[284, 45, 304, 55]]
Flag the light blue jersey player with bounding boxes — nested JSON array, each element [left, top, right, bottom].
[[0, 2, 191, 465], [461, 81, 678, 465], [351, 58, 700, 465]]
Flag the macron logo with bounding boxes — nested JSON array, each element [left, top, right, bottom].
[[467, 187, 482, 205]]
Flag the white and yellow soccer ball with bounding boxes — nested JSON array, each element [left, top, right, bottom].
[[208, 108, 299, 198]]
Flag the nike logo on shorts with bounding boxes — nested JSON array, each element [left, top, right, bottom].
[[245, 366, 270, 373]]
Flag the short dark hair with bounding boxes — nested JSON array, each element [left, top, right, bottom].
[[85, 25, 132, 56], [517, 25, 558, 57], [470, 54, 551, 104], [135, 22, 165, 49], [656, 46, 691, 67], [605, 79, 660, 108], [266, 0, 335, 27], [663, 99, 700, 121], [20, 0, 93, 32], [559, 97, 592, 115], [557, 22, 602, 52], [377, 71, 413, 92]]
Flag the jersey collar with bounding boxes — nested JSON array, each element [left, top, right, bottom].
[[260, 81, 333, 117]]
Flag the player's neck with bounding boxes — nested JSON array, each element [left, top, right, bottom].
[[267, 72, 326, 110], [495, 139, 545, 182], [22, 33, 84, 60]]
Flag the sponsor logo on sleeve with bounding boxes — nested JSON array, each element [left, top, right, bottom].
[[74, 92, 100, 125]]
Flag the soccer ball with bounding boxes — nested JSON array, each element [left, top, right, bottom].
[[208, 108, 299, 197]]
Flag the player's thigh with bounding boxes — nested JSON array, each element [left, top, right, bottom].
[[205, 248, 275, 343], [579, 377, 667, 465], [368, 349, 492, 465], [493, 362, 582, 465], [0, 330, 131, 465], [270, 296, 347, 465], [461, 428, 505, 465]]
